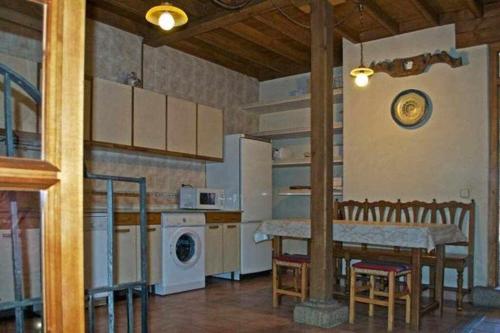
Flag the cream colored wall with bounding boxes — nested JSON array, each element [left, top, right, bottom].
[[343, 25, 489, 286]]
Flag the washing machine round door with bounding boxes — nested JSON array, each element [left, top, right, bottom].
[[170, 228, 202, 268]]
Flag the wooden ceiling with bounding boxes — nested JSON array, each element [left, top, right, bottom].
[[3, 0, 500, 80]]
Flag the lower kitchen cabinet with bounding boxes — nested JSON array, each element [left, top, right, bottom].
[[0, 228, 41, 303], [205, 223, 240, 276], [137, 224, 161, 285], [222, 224, 240, 273], [84, 213, 162, 289], [205, 224, 223, 276], [114, 225, 138, 284]]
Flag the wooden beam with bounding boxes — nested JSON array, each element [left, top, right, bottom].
[[172, 39, 278, 79], [464, 0, 483, 18], [86, 4, 152, 37], [295, 0, 346, 13], [145, 0, 345, 47], [225, 22, 309, 65], [408, 0, 439, 26], [42, 0, 86, 332], [488, 42, 500, 288], [309, 0, 334, 301], [254, 11, 311, 47], [363, 0, 399, 35], [295, 4, 359, 43], [195, 30, 304, 75], [0, 7, 43, 32]]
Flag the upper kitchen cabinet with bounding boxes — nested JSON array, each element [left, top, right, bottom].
[[92, 78, 132, 146], [85, 77, 224, 162], [167, 96, 197, 155], [197, 104, 223, 159], [133, 88, 166, 150]]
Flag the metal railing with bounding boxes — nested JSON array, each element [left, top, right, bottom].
[[0, 62, 149, 332], [84, 172, 149, 333], [0, 63, 42, 333]]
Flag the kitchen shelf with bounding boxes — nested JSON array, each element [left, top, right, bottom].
[[273, 159, 343, 167], [251, 123, 343, 140], [278, 188, 343, 196], [242, 88, 343, 114]]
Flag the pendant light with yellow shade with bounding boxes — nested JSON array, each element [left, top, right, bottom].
[[350, 2, 374, 87], [145, 3, 188, 31]]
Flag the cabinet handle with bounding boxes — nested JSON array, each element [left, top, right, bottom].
[[208, 225, 219, 229], [226, 225, 237, 229], [2, 233, 11, 238], [114, 228, 130, 233], [147, 228, 156, 232]]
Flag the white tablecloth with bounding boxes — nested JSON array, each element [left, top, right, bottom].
[[254, 219, 467, 252]]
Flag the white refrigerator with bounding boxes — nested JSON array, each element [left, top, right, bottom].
[[206, 134, 272, 276]]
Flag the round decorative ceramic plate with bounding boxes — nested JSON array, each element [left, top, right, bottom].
[[391, 89, 430, 128]]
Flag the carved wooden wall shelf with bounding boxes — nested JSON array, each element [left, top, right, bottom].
[[370, 51, 463, 78]]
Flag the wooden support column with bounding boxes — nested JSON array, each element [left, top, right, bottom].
[[293, 1, 348, 326], [309, 0, 334, 302]]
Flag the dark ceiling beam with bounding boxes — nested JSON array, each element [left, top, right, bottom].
[[146, 0, 275, 46], [463, 0, 483, 18], [195, 30, 304, 75], [144, 0, 349, 47], [0, 7, 43, 32], [254, 11, 311, 47], [295, 4, 359, 43], [86, 4, 154, 37], [408, 0, 440, 26], [225, 22, 309, 65], [363, 0, 399, 35], [172, 39, 275, 79]]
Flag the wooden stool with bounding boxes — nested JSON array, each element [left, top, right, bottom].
[[349, 261, 412, 332], [272, 254, 310, 307]]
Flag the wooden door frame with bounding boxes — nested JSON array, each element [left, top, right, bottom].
[[489, 42, 500, 288], [0, 0, 86, 331]]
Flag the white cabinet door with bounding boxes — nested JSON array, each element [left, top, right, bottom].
[[84, 215, 107, 289], [197, 104, 223, 159], [0, 229, 41, 303], [114, 225, 138, 284], [136, 225, 161, 285], [133, 88, 166, 150], [0, 230, 14, 302], [92, 78, 132, 145], [166, 96, 197, 155], [222, 224, 239, 273], [205, 224, 223, 276]]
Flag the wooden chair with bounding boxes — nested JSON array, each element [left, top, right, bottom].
[[336, 199, 475, 311], [349, 261, 411, 332], [272, 254, 310, 307]]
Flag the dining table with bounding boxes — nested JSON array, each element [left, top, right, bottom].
[[254, 219, 468, 331]]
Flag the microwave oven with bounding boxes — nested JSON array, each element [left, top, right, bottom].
[[179, 187, 225, 210]]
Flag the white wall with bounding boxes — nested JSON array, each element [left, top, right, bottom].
[[343, 25, 489, 286]]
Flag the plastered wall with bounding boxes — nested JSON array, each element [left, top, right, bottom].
[[343, 25, 489, 286]]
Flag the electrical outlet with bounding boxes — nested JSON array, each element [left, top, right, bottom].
[[460, 188, 470, 199]]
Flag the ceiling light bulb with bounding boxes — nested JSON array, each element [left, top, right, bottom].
[[354, 73, 369, 87], [158, 11, 175, 30]]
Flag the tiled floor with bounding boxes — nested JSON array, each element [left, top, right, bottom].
[[2, 274, 500, 332], [92, 274, 498, 332]]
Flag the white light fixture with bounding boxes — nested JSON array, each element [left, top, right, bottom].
[[158, 11, 176, 31], [350, 3, 374, 88], [145, 3, 188, 31]]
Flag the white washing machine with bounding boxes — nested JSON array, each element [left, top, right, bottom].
[[155, 213, 206, 295]]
